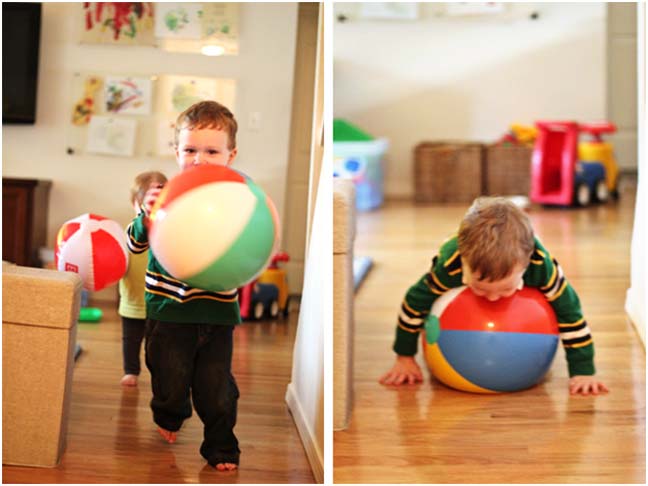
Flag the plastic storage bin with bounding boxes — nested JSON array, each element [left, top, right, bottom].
[[333, 119, 389, 211]]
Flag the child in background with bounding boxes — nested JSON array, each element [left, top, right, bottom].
[[119, 171, 167, 387], [126, 101, 241, 471], [379, 196, 609, 396]]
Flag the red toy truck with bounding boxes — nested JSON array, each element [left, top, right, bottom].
[[530, 121, 618, 206]]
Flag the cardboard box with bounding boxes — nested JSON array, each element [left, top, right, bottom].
[[2, 264, 82, 467]]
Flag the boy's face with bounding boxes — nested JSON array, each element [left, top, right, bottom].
[[462, 263, 526, 302], [175, 127, 237, 171]]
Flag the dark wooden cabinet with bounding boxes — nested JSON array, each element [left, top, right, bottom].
[[2, 178, 51, 267]]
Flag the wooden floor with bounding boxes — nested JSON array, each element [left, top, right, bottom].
[[334, 179, 645, 484], [3, 306, 315, 484]]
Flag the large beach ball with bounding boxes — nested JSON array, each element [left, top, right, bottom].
[[149, 164, 280, 292], [422, 286, 559, 393], [55, 213, 128, 291]]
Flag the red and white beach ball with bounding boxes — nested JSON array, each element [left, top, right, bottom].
[[55, 213, 128, 291], [149, 164, 280, 292]]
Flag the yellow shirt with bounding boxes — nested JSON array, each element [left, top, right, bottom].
[[118, 250, 148, 319]]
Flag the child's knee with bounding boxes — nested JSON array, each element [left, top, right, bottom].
[[216, 371, 239, 405], [196, 370, 238, 413]]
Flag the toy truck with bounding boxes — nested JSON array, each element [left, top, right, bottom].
[[238, 252, 290, 320], [578, 121, 619, 200], [530, 121, 619, 206]]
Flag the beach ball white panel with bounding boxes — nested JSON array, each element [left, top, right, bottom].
[[151, 181, 257, 279], [57, 228, 96, 290]]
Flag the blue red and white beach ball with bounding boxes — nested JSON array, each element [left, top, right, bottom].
[[422, 286, 560, 393]]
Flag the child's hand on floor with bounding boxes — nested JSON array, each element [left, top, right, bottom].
[[379, 355, 423, 386], [569, 375, 609, 395]]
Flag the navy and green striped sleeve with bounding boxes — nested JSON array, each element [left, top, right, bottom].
[[393, 238, 463, 356], [126, 213, 149, 255], [524, 238, 595, 376]]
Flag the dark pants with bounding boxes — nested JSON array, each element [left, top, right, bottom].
[[144, 320, 240, 466], [122, 317, 146, 375]]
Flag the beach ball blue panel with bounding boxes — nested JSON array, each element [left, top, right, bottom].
[[438, 330, 559, 392]]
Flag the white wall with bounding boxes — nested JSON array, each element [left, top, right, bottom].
[[625, 1, 646, 346], [285, 6, 325, 482], [3, 2, 297, 250], [334, 2, 608, 198], [285, 170, 326, 481]]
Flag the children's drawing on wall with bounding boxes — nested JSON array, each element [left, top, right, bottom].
[[67, 72, 234, 158], [159, 75, 236, 114], [86, 116, 137, 156], [155, 3, 202, 39], [104, 76, 153, 115], [72, 76, 102, 126], [68, 72, 160, 157], [171, 77, 217, 113], [81, 2, 155, 46], [154, 75, 236, 156], [200, 2, 238, 40], [154, 3, 239, 55]]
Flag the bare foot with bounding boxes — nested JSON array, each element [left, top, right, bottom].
[[157, 427, 177, 444], [120, 374, 138, 386], [214, 463, 238, 471]]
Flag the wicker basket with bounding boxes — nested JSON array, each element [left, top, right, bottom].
[[485, 144, 533, 196], [414, 142, 485, 203]]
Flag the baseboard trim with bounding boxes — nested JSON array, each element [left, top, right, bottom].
[[625, 315, 645, 350], [625, 289, 646, 349], [285, 383, 323, 483]]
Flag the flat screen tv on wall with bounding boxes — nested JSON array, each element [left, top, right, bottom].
[[2, 2, 42, 125]]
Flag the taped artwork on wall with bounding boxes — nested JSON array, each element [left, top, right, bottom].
[[155, 3, 239, 55], [201, 3, 239, 41], [86, 116, 137, 156], [72, 76, 103, 126], [104, 76, 153, 115], [67, 72, 234, 158], [81, 2, 155, 45], [67, 72, 158, 157], [159, 75, 229, 114], [154, 75, 236, 156], [154, 3, 202, 39]]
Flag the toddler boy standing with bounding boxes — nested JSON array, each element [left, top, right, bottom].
[[127, 101, 242, 470], [119, 170, 167, 387]]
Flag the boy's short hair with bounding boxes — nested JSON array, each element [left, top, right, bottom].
[[174, 100, 238, 150], [131, 171, 167, 206], [458, 197, 535, 282]]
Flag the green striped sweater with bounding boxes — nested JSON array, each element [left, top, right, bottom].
[[126, 213, 241, 325], [395, 236, 595, 377]]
